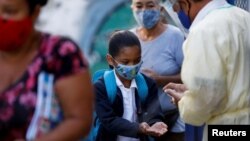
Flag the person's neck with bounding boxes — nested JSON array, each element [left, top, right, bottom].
[[116, 73, 132, 88], [137, 22, 166, 42], [0, 31, 41, 64], [190, 0, 212, 21]]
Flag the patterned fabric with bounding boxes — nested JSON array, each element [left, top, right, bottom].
[[0, 33, 88, 141]]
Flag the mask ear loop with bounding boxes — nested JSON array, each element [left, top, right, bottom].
[[110, 55, 120, 69], [107, 54, 117, 69]]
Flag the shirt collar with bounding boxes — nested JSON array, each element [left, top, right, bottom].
[[114, 70, 137, 89], [190, 0, 229, 30]]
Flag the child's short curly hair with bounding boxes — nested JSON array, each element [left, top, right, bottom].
[[108, 30, 141, 58]]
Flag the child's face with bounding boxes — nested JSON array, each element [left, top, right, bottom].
[[111, 45, 141, 67]]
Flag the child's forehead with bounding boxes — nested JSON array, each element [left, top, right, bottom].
[[115, 45, 141, 58], [118, 45, 140, 53]]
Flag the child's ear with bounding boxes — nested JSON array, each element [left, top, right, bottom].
[[106, 54, 115, 66]]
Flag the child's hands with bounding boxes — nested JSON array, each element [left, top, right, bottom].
[[146, 122, 168, 137], [139, 122, 150, 134]]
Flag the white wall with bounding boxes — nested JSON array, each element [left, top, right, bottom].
[[35, 0, 128, 65], [36, 0, 88, 45]]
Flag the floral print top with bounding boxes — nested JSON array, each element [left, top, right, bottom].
[[0, 33, 88, 141]]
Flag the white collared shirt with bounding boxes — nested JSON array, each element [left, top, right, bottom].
[[114, 72, 140, 141]]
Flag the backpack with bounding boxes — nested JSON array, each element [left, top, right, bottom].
[[85, 69, 148, 141]]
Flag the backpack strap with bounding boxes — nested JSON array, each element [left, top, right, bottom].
[[135, 73, 148, 104], [92, 69, 107, 83], [103, 71, 148, 104], [103, 70, 117, 104], [92, 69, 117, 104]]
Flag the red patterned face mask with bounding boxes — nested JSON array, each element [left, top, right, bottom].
[[0, 17, 33, 52]]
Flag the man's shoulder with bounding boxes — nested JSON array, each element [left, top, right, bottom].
[[198, 6, 249, 31]]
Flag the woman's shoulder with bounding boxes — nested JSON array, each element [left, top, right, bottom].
[[165, 24, 183, 36], [39, 32, 86, 61], [164, 24, 185, 41], [39, 32, 88, 78], [40, 33, 80, 54]]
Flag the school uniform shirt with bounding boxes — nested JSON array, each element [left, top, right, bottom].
[[94, 72, 165, 141], [179, 0, 250, 141], [114, 73, 139, 141]]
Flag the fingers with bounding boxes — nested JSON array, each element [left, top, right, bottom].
[[171, 96, 177, 105], [147, 128, 167, 137], [139, 122, 150, 134], [163, 83, 187, 92], [154, 122, 168, 136], [178, 84, 187, 91], [158, 127, 168, 136], [153, 122, 167, 129], [164, 89, 183, 104], [164, 89, 178, 99], [146, 122, 168, 137], [163, 82, 177, 90], [157, 122, 167, 128], [163, 82, 187, 104]]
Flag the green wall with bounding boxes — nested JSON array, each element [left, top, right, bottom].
[[90, 2, 137, 75]]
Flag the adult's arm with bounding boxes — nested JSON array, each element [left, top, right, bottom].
[[178, 26, 228, 126], [36, 70, 94, 141]]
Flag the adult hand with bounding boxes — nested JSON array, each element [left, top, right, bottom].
[[146, 122, 168, 137], [163, 83, 187, 104]]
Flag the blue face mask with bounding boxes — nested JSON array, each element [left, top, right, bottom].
[[177, 9, 191, 29], [114, 61, 142, 80], [133, 9, 161, 29]]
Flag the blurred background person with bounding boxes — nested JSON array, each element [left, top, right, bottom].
[[130, 0, 185, 141], [0, 0, 94, 140]]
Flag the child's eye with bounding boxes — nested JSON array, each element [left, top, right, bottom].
[[121, 61, 129, 65], [135, 60, 141, 64]]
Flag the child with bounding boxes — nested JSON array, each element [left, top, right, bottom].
[[94, 30, 167, 141]]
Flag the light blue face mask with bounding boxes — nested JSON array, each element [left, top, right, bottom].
[[114, 61, 143, 80], [133, 9, 161, 29]]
